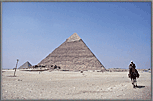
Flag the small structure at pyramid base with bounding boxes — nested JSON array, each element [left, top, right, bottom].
[[38, 33, 106, 72]]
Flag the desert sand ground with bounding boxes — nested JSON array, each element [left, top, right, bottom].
[[2, 69, 151, 100]]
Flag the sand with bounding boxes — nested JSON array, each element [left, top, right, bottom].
[[2, 69, 151, 100]]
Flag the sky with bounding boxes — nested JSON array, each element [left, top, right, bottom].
[[2, 2, 151, 69]]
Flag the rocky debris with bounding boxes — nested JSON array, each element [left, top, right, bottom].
[[18, 79, 22, 81]]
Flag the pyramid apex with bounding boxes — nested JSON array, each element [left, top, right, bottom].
[[67, 33, 81, 42]]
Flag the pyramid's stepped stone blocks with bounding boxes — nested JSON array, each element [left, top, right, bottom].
[[38, 33, 105, 71]]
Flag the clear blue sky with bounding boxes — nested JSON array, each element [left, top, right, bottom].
[[2, 2, 151, 69]]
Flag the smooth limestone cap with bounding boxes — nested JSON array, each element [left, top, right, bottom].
[[67, 33, 81, 42]]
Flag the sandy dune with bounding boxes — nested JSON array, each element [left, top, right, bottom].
[[2, 70, 151, 100]]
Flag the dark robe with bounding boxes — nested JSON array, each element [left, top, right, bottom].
[[129, 67, 139, 80]]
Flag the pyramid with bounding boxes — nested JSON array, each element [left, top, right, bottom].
[[18, 61, 32, 69], [38, 33, 105, 71]]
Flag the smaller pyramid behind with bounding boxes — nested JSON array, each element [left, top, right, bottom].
[[18, 61, 32, 69]]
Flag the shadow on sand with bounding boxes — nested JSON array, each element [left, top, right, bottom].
[[7, 75, 17, 77], [136, 85, 145, 88]]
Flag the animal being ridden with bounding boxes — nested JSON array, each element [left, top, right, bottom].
[[128, 61, 139, 88]]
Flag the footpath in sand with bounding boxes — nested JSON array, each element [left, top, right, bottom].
[[2, 70, 151, 100]]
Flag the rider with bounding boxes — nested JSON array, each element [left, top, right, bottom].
[[128, 61, 139, 88]]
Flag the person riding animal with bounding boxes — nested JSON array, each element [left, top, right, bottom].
[[128, 61, 140, 88]]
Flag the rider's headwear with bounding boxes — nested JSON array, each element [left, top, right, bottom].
[[131, 60, 133, 63]]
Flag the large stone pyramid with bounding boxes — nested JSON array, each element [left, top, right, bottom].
[[38, 33, 105, 71]]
